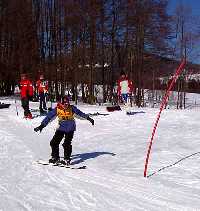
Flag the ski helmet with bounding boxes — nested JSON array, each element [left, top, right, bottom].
[[61, 95, 70, 105]]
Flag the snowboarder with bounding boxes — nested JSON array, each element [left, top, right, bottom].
[[34, 96, 94, 165], [19, 73, 33, 119], [36, 74, 48, 113], [117, 71, 133, 105]]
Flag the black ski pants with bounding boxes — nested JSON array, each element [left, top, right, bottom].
[[21, 97, 31, 117], [50, 130, 74, 160], [39, 92, 47, 111]]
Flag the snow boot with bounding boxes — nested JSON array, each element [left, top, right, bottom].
[[40, 108, 45, 114], [49, 157, 60, 164], [60, 159, 71, 166]]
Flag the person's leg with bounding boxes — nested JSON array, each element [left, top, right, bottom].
[[62, 131, 74, 163], [121, 94, 128, 104], [50, 130, 64, 161], [43, 93, 47, 110], [39, 93, 43, 112], [26, 98, 32, 116], [21, 98, 26, 116], [21, 98, 29, 117]]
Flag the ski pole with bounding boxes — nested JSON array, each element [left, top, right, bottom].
[[15, 99, 19, 116]]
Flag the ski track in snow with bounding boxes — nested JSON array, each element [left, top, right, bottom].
[[1, 99, 200, 210]]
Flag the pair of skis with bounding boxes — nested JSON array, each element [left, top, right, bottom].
[[35, 160, 86, 169]]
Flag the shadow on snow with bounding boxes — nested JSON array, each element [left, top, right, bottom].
[[70, 151, 116, 165]]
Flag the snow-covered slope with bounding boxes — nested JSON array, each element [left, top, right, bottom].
[[0, 97, 200, 210]]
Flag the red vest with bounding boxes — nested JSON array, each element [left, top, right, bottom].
[[36, 80, 48, 94], [20, 79, 33, 98]]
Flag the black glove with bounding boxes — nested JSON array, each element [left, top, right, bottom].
[[34, 124, 45, 133], [87, 116, 94, 125]]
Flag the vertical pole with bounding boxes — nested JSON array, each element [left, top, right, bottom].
[[144, 59, 186, 177], [15, 99, 19, 116]]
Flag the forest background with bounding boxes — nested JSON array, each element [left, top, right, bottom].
[[1, 0, 200, 108]]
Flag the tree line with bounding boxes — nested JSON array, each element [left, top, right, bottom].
[[0, 0, 199, 106]]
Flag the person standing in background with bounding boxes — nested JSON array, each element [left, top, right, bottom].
[[19, 73, 33, 119], [117, 71, 133, 105], [36, 74, 48, 113]]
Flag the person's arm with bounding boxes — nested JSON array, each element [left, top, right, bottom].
[[41, 108, 57, 126], [72, 106, 94, 125], [34, 108, 57, 132], [45, 81, 49, 92], [128, 80, 133, 94]]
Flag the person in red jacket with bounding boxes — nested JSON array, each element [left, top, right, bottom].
[[36, 74, 48, 113], [19, 73, 33, 119], [117, 71, 133, 104]]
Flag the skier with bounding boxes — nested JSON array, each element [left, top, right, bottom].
[[36, 74, 48, 113], [19, 73, 33, 119], [117, 71, 133, 105], [34, 96, 94, 165]]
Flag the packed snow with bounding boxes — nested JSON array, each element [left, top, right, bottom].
[[0, 95, 200, 211]]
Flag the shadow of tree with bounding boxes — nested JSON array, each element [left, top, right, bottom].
[[70, 151, 116, 165]]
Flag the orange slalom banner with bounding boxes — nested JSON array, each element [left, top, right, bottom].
[[144, 59, 186, 178]]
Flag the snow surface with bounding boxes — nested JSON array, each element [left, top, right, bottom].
[[1, 96, 200, 211]]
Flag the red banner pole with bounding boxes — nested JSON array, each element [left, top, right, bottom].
[[144, 59, 186, 177]]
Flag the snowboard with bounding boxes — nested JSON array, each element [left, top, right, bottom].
[[30, 107, 52, 112], [35, 160, 87, 169], [32, 113, 47, 118], [126, 111, 145, 115], [88, 112, 109, 116]]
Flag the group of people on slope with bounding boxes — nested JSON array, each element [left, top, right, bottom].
[[19, 73, 48, 119], [19, 73, 95, 166], [19, 70, 132, 166], [19, 70, 133, 119]]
